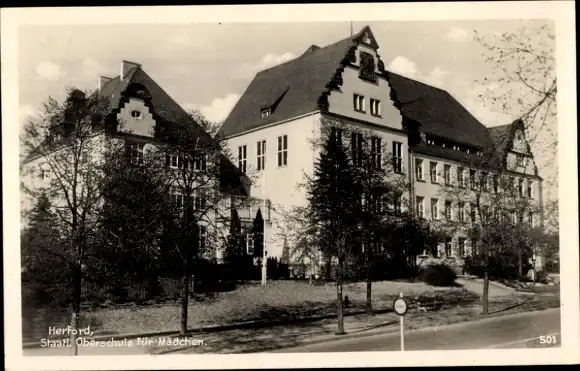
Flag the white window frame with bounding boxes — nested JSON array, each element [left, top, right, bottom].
[[392, 142, 403, 173], [431, 198, 439, 220], [353, 94, 365, 112], [238, 145, 247, 174], [277, 135, 288, 167], [416, 196, 425, 218], [257, 140, 266, 171], [370, 98, 381, 116], [430, 161, 438, 183], [371, 136, 382, 169], [415, 159, 424, 181]]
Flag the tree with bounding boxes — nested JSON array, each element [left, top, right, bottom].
[[222, 208, 245, 281], [349, 125, 408, 316], [303, 121, 359, 335], [436, 149, 542, 314], [475, 23, 557, 177], [96, 145, 170, 301], [154, 111, 244, 335], [20, 87, 121, 355]]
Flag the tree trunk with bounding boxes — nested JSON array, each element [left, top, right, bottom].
[[70, 263, 82, 356], [518, 247, 523, 277], [180, 271, 190, 335], [336, 260, 345, 335], [482, 269, 489, 315], [366, 245, 372, 317]]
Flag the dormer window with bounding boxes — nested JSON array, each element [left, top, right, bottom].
[[131, 110, 142, 119], [261, 108, 271, 118], [359, 51, 377, 83], [517, 154, 525, 167]]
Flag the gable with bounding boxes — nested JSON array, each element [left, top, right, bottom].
[[117, 97, 156, 137]]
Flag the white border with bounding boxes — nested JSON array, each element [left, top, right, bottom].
[[2, 2, 578, 369]]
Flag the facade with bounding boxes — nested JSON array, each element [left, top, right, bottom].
[[219, 25, 544, 263], [21, 60, 266, 263]]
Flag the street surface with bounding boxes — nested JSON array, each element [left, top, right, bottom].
[[274, 308, 561, 352]]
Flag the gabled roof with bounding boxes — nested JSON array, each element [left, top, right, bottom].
[[218, 34, 357, 138], [218, 25, 495, 152]]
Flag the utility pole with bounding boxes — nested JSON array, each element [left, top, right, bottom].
[[350, 21, 353, 37]]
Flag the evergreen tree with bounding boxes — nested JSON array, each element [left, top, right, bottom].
[[305, 124, 358, 335]]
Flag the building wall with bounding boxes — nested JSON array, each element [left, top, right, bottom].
[[117, 98, 156, 136], [223, 113, 322, 258]]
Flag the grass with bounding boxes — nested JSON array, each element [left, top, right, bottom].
[[22, 280, 476, 343]]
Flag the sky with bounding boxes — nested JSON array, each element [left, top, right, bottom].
[[17, 19, 557, 191]]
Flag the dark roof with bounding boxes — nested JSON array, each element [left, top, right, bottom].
[[218, 35, 356, 138], [218, 25, 496, 152], [387, 73, 493, 149]]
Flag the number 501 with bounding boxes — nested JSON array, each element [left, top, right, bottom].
[[539, 335, 557, 344]]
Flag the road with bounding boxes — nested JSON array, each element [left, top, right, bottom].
[[274, 308, 561, 352]]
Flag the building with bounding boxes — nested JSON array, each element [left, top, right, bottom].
[[219, 25, 544, 264], [20, 60, 268, 263]]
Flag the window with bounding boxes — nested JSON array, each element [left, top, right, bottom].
[[511, 211, 518, 225], [370, 136, 382, 169], [471, 238, 478, 255], [198, 225, 207, 250], [445, 201, 452, 220], [416, 196, 425, 218], [443, 164, 451, 185], [392, 142, 403, 173], [470, 203, 477, 223], [527, 180, 533, 198], [353, 94, 365, 112], [370, 99, 381, 116], [481, 206, 489, 224], [431, 198, 439, 220], [358, 51, 377, 82], [458, 202, 465, 222], [517, 155, 525, 167], [238, 145, 247, 174], [458, 238, 466, 257], [415, 159, 424, 181], [193, 155, 207, 171], [518, 178, 524, 197], [481, 172, 488, 191], [330, 127, 343, 145], [257, 140, 266, 171], [170, 188, 183, 208], [169, 154, 180, 169], [430, 162, 438, 183], [457, 167, 465, 187], [528, 212, 534, 228], [246, 230, 254, 255], [445, 237, 453, 257], [277, 135, 288, 167], [351, 132, 364, 166], [469, 170, 477, 190], [508, 177, 515, 194], [261, 109, 271, 118], [193, 189, 208, 211], [518, 211, 525, 225], [493, 175, 499, 193], [129, 143, 144, 165], [131, 110, 142, 119]]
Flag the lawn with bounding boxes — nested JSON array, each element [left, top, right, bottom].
[[23, 280, 477, 343]]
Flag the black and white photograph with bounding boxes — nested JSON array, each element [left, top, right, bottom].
[[2, 2, 578, 369]]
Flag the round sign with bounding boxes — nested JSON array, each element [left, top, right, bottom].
[[394, 298, 408, 316]]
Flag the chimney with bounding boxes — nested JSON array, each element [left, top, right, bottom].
[[120, 60, 141, 80], [98, 76, 112, 91]]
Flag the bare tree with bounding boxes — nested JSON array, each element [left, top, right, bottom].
[[20, 87, 122, 355]]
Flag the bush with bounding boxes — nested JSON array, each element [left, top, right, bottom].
[[419, 264, 457, 287], [464, 254, 532, 280]]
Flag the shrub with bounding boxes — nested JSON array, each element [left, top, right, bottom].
[[419, 264, 457, 287]]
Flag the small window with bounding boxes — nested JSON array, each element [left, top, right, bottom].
[[131, 110, 142, 119], [430, 162, 438, 183], [415, 159, 424, 181], [517, 155, 525, 167], [392, 142, 403, 173], [261, 109, 271, 118], [370, 99, 381, 117], [238, 145, 247, 174], [353, 94, 365, 113], [277, 135, 288, 167], [416, 196, 425, 218]]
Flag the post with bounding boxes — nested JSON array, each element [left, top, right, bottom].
[[399, 292, 404, 351], [261, 170, 267, 286]]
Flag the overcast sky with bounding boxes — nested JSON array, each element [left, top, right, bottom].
[[18, 19, 552, 128]]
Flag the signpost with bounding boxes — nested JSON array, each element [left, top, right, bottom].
[[393, 292, 408, 351]]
